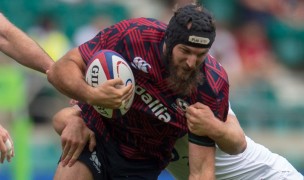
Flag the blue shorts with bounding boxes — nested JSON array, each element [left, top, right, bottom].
[[75, 137, 162, 180]]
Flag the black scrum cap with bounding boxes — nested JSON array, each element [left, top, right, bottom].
[[165, 4, 216, 54]]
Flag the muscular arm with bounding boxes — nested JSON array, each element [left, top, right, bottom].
[[47, 47, 133, 107], [52, 105, 83, 135], [208, 114, 246, 155], [186, 104, 216, 179], [188, 143, 215, 180], [47, 47, 92, 103], [0, 13, 53, 73], [187, 102, 246, 155], [53, 106, 96, 167]]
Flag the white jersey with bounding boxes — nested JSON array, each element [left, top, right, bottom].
[[215, 104, 303, 179], [216, 136, 303, 180]]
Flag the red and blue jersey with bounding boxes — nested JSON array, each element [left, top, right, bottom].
[[78, 17, 229, 169]]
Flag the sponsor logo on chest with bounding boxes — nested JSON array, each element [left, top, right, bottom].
[[135, 85, 190, 122]]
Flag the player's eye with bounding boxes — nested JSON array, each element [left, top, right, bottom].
[[180, 48, 190, 54]]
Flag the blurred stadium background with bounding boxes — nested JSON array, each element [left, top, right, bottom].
[[0, 0, 304, 179]]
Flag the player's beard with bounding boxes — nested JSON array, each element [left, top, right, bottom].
[[163, 53, 203, 96]]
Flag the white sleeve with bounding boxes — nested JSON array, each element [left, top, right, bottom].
[[228, 101, 236, 116]]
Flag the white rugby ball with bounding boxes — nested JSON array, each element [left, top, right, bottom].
[[85, 50, 135, 118]]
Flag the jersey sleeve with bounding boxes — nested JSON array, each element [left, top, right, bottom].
[[190, 55, 230, 147], [78, 21, 128, 64], [204, 55, 230, 122]]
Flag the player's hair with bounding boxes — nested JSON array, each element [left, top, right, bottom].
[[172, 0, 198, 12], [165, 4, 216, 55]]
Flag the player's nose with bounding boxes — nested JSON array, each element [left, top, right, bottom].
[[186, 55, 197, 69]]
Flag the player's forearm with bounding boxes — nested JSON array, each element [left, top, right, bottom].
[[0, 13, 53, 73], [14, 38, 54, 73], [208, 114, 246, 155], [188, 143, 215, 180], [12, 40, 54, 73], [53, 108, 70, 135], [52, 106, 82, 135], [47, 49, 93, 103]]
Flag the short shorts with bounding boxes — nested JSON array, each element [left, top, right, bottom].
[[74, 136, 162, 180]]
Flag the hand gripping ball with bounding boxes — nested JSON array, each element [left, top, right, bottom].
[[85, 50, 135, 118]]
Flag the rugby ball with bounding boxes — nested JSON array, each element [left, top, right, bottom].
[[85, 50, 135, 118]]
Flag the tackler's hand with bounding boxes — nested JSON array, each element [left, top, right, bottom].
[[60, 117, 96, 167], [0, 125, 14, 163]]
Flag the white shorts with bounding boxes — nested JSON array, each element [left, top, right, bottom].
[[167, 135, 303, 180]]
